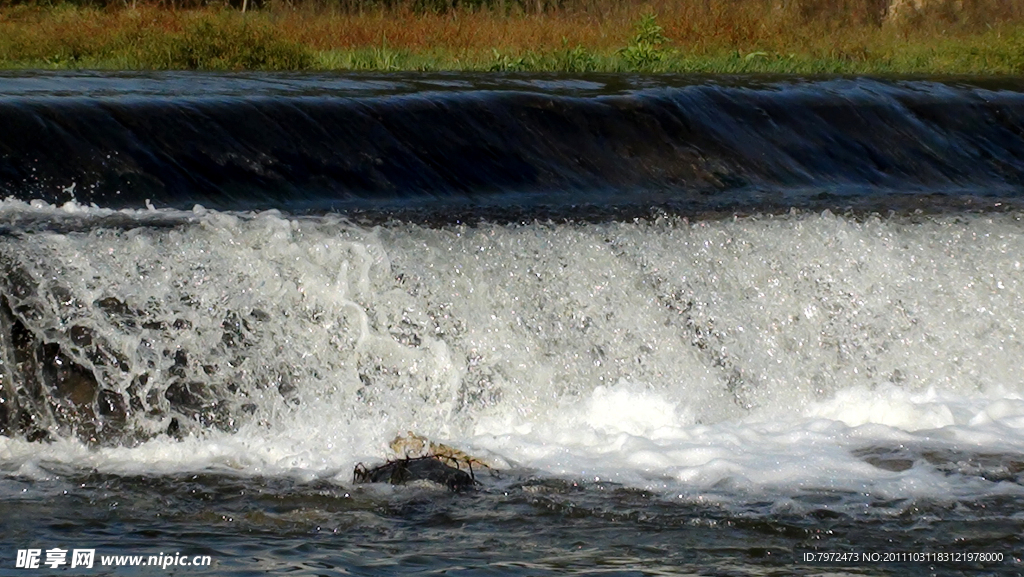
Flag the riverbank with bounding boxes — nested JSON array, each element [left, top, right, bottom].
[[1, 1, 1023, 73]]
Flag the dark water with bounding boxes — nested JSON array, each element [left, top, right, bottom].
[[4, 73, 1024, 219], [3, 468, 1021, 576], [2, 72, 1024, 576]]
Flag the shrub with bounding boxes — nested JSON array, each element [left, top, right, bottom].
[[162, 14, 313, 70], [618, 12, 671, 71]]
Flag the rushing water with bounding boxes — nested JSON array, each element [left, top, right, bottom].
[[1, 72, 1024, 576]]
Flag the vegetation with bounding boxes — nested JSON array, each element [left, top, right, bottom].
[[1, 0, 1023, 73]]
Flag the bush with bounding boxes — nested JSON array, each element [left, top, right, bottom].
[[618, 12, 671, 71], [162, 14, 313, 70]]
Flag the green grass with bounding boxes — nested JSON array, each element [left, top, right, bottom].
[[8, 41, 1024, 75]]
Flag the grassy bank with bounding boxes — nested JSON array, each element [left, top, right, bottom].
[[2, 0, 1024, 73]]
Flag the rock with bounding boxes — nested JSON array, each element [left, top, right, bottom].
[[353, 456, 478, 491], [390, 432, 497, 472]]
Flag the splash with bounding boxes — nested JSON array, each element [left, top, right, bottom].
[[1, 203, 1024, 504]]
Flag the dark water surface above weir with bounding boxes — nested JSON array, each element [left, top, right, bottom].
[[4, 72, 1024, 220], [1, 72, 1024, 575]]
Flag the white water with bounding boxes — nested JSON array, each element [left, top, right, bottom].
[[3, 200, 1024, 507]]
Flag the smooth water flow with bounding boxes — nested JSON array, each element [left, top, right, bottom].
[[4, 73, 1024, 216]]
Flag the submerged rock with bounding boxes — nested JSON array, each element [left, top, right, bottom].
[[353, 456, 478, 492]]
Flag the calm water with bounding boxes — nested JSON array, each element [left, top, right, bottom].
[[1, 72, 1023, 575]]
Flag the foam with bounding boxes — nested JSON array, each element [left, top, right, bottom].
[[472, 382, 1024, 494], [3, 201, 1024, 509]]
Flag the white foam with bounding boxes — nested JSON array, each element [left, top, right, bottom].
[[3, 201, 1024, 507]]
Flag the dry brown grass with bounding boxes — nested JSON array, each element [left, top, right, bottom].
[[271, 0, 1024, 51], [270, 3, 637, 52], [238, 0, 1024, 54]]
